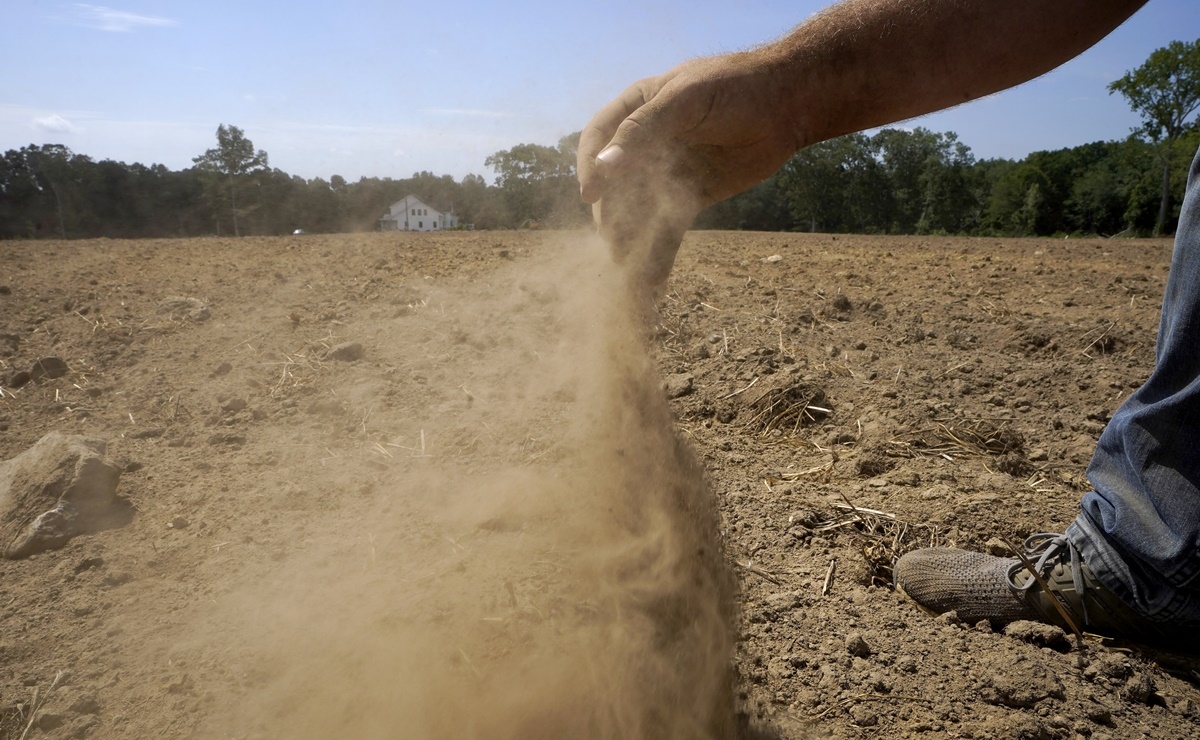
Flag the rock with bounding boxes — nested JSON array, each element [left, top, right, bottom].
[[984, 537, 1013, 556], [168, 516, 190, 529], [664, 373, 694, 399], [765, 591, 804, 611], [212, 361, 233, 377], [1083, 653, 1132, 681], [7, 370, 31, 388], [818, 663, 846, 690], [0, 433, 130, 559], [30, 356, 70, 382], [103, 570, 132, 586], [221, 398, 248, 414], [1121, 672, 1156, 704], [128, 428, 165, 440], [1003, 620, 1070, 650], [849, 705, 878, 726], [846, 632, 872, 658], [763, 255, 783, 263], [1085, 704, 1113, 725], [328, 341, 364, 362], [936, 610, 963, 626], [983, 665, 1065, 708], [157, 296, 210, 322]]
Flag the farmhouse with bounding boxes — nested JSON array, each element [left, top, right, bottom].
[[379, 195, 459, 232]]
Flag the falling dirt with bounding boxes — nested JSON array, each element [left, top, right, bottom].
[[194, 238, 737, 740], [2, 231, 1200, 739]]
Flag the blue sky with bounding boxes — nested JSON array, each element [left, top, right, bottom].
[[2, 1, 1196, 183]]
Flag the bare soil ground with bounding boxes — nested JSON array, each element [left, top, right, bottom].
[[2, 231, 1199, 739]]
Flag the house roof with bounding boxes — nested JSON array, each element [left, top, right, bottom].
[[387, 194, 455, 215]]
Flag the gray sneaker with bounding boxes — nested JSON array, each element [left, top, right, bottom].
[[894, 533, 1187, 647]]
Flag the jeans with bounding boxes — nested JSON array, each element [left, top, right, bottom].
[[1069, 143, 1200, 624]]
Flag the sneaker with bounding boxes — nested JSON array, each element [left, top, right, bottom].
[[894, 533, 1183, 646]]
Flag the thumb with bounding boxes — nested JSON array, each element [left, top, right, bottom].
[[593, 108, 663, 179], [579, 115, 651, 204]]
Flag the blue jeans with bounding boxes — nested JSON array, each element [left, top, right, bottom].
[[1069, 143, 1200, 624]]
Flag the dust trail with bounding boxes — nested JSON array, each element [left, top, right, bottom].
[[206, 235, 735, 739]]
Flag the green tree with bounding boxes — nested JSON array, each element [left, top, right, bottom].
[[1109, 39, 1200, 236], [192, 124, 269, 236], [0, 147, 46, 237], [879, 129, 977, 234], [986, 161, 1050, 235], [776, 133, 887, 233], [485, 135, 584, 227], [25, 144, 78, 238]]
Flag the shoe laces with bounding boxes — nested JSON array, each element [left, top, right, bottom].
[[1005, 533, 1090, 626]]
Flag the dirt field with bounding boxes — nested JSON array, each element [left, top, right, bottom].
[[2, 230, 1199, 739]]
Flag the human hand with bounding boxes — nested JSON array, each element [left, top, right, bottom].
[[578, 51, 802, 284]]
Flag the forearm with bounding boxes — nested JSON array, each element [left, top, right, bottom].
[[769, 0, 1148, 147]]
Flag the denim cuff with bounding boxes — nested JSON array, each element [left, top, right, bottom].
[[1069, 513, 1200, 624]]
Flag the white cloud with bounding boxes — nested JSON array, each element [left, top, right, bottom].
[[70, 4, 178, 32], [33, 114, 79, 134]]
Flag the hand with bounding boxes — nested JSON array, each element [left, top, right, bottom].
[[578, 50, 802, 285]]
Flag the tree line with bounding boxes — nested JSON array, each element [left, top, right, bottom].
[[697, 127, 1199, 237], [0, 129, 589, 239], [3, 40, 1197, 240]]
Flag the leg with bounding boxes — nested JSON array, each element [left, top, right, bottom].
[[1070, 143, 1200, 624], [895, 144, 1200, 647]]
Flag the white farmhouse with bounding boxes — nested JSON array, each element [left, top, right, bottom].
[[379, 195, 459, 232]]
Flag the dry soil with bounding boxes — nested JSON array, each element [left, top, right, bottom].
[[2, 231, 1199, 740]]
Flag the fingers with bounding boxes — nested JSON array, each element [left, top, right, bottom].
[[579, 62, 714, 287], [640, 215, 690, 289], [578, 81, 654, 204], [592, 160, 698, 291]]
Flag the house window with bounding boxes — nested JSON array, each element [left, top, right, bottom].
[[419, 221, 423, 228]]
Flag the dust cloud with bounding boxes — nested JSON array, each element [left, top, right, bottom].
[[202, 234, 735, 739]]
